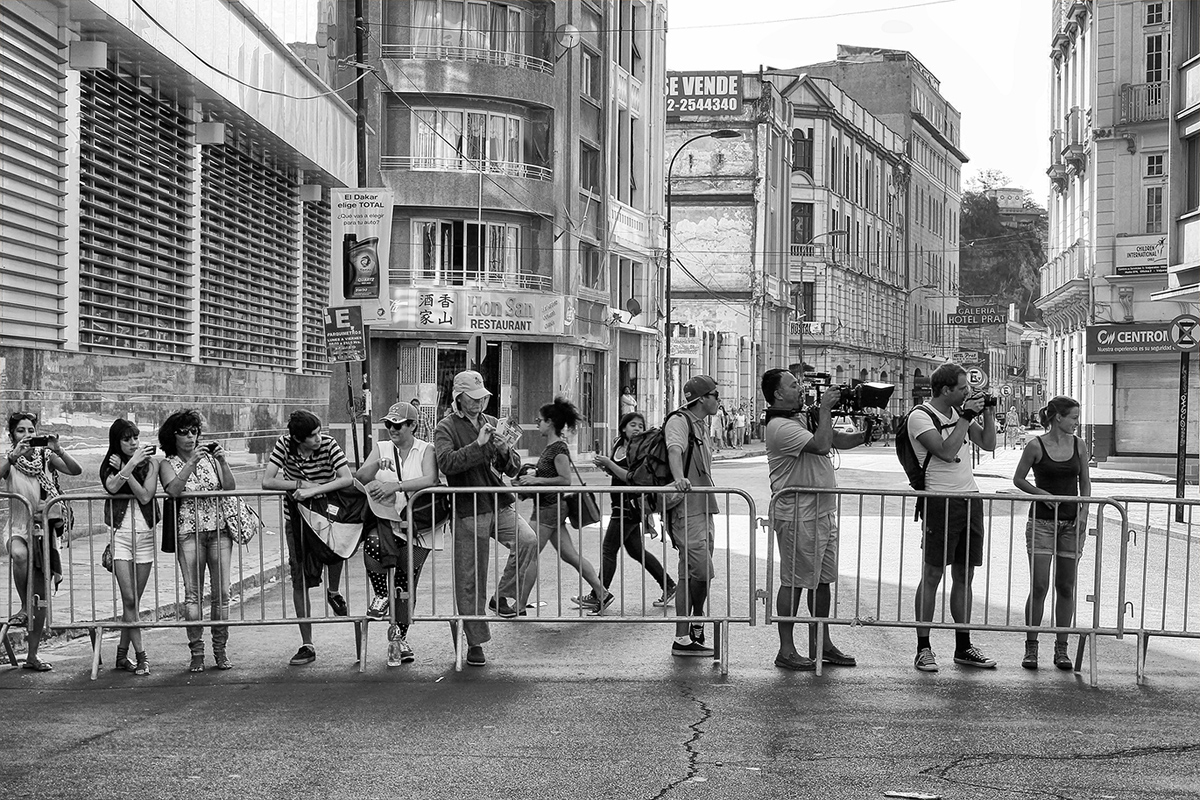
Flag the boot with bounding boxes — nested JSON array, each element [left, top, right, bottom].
[[1021, 640, 1038, 670]]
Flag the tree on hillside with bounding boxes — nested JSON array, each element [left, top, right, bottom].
[[958, 177, 1046, 323]]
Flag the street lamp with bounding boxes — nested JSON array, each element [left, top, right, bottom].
[[664, 128, 741, 416], [901, 282, 937, 407]]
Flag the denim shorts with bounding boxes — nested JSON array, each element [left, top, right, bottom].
[[1025, 517, 1085, 559]]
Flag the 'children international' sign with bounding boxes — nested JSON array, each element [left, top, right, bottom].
[[666, 71, 743, 115], [1114, 234, 1167, 275]]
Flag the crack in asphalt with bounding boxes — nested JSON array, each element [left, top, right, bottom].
[[646, 687, 713, 800], [921, 742, 1200, 799]]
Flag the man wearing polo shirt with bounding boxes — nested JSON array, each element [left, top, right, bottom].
[[433, 370, 538, 667], [910, 362, 997, 672], [666, 375, 720, 657]]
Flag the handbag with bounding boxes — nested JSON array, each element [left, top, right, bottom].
[[101, 543, 113, 573], [563, 457, 602, 529], [220, 496, 265, 546], [409, 490, 452, 532], [161, 498, 177, 553]]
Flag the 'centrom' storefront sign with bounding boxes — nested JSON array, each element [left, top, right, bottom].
[[387, 288, 565, 335], [1085, 321, 1177, 361], [666, 71, 743, 115]]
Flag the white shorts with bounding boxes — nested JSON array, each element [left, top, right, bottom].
[[111, 510, 156, 564]]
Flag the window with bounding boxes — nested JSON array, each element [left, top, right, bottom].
[[791, 128, 813, 174], [1146, 186, 1164, 233], [412, 1, 522, 59], [580, 141, 600, 193], [1188, 135, 1200, 212], [579, 241, 603, 290], [412, 107, 531, 175], [790, 202, 813, 245], [801, 282, 815, 321], [581, 48, 600, 100], [1146, 34, 1164, 83], [1147, 153, 1164, 176], [1146, 2, 1164, 25], [414, 219, 521, 286]]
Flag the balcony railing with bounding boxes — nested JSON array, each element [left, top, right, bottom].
[[388, 268, 552, 293], [380, 43, 554, 74], [1041, 239, 1088, 296], [1119, 82, 1168, 124], [380, 155, 552, 182], [789, 243, 834, 259]]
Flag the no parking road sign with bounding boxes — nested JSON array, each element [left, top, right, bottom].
[[1170, 314, 1199, 352], [965, 366, 989, 391]]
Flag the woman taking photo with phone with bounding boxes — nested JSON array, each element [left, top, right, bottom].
[[0, 411, 81, 671], [100, 418, 160, 676], [158, 409, 236, 673]]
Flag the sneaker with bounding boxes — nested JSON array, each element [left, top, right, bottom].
[[914, 647, 939, 672], [366, 594, 390, 619], [387, 633, 415, 668], [487, 596, 526, 618], [1053, 641, 1072, 671], [326, 592, 348, 617], [953, 645, 997, 669], [672, 639, 715, 658], [653, 584, 677, 608], [289, 644, 317, 666], [572, 592, 598, 608], [1022, 641, 1039, 670], [587, 592, 615, 616], [689, 624, 706, 646], [466, 645, 486, 666]]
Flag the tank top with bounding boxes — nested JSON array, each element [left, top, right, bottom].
[[1031, 436, 1081, 521]]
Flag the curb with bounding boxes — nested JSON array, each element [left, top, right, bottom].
[[975, 471, 1173, 486]]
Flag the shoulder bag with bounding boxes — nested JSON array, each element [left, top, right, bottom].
[[220, 496, 265, 546], [562, 453, 602, 529]]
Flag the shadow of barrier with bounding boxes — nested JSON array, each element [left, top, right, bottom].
[[1, 492, 43, 667], [764, 487, 1129, 686], [35, 485, 757, 677], [1110, 495, 1200, 683]]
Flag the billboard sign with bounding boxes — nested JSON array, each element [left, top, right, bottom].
[[387, 288, 565, 336], [666, 71, 743, 115], [1085, 320, 1198, 361], [672, 335, 701, 361], [323, 306, 367, 363], [947, 305, 1006, 326], [331, 189, 395, 323], [1114, 234, 1167, 276]]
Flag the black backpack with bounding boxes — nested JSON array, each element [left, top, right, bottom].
[[896, 404, 949, 519], [625, 410, 697, 513]]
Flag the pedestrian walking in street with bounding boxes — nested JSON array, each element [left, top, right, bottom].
[[734, 405, 748, 448], [666, 375, 720, 657], [249, 403, 275, 467], [261, 410, 356, 667], [763, 369, 869, 671], [432, 370, 538, 667], [158, 410, 236, 673], [588, 412, 676, 609], [1, 411, 80, 672], [356, 401, 445, 667], [99, 418, 159, 676], [1013, 396, 1091, 670], [908, 363, 997, 673]]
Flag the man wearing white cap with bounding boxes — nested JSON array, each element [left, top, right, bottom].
[[665, 374, 721, 657], [432, 370, 538, 667]]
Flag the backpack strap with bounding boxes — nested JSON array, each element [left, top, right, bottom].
[[666, 410, 697, 477], [914, 405, 945, 473]]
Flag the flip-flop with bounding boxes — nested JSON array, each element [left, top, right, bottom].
[[6, 611, 28, 628], [22, 658, 52, 672]]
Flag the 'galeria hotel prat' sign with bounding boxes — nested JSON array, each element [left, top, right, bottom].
[[1114, 234, 1167, 275], [387, 288, 565, 336]]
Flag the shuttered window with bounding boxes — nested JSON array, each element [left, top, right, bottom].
[[301, 197, 332, 374]]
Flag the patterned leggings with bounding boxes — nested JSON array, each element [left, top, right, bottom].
[[362, 535, 430, 639]]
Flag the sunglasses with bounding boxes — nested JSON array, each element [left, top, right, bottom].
[[704, 391, 720, 399], [383, 420, 411, 430], [176, 426, 201, 436]]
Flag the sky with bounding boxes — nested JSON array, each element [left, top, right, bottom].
[[666, 0, 1050, 202]]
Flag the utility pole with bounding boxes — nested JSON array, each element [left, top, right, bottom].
[[354, 0, 372, 462]]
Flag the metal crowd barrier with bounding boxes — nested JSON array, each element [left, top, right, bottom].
[[1111, 495, 1200, 682], [765, 488, 1129, 686], [1, 492, 43, 668]]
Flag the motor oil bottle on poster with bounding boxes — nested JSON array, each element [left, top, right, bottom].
[[331, 189, 394, 319], [343, 233, 380, 300]]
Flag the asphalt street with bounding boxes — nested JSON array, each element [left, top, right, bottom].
[[3, 446, 1200, 799]]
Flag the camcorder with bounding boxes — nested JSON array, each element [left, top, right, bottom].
[[801, 372, 895, 441]]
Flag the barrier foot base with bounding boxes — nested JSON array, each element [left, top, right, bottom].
[[450, 620, 463, 672], [716, 620, 729, 676], [90, 626, 104, 681], [1136, 632, 1150, 684], [357, 621, 368, 673], [1, 623, 16, 667]]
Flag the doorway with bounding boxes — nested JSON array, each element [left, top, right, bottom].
[[436, 344, 500, 419]]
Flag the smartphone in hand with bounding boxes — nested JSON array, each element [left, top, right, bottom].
[[203, 441, 219, 454], [26, 435, 50, 448]]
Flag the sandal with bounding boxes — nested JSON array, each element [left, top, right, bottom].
[[213, 652, 233, 671], [22, 658, 52, 672], [6, 611, 28, 628], [188, 654, 205, 673], [115, 646, 133, 673], [134, 652, 150, 676]]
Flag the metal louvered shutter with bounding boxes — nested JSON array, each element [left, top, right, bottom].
[[302, 196, 332, 374], [198, 132, 299, 369], [0, 5, 67, 346], [78, 67, 194, 359]]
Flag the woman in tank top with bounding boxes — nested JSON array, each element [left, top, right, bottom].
[[1012, 396, 1091, 671]]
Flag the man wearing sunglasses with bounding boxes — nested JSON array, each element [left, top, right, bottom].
[[665, 375, 721, 658]]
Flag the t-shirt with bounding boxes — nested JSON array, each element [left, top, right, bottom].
[[664, 409, 718, 514], [534, 440, 571, 507], [765, 414, 836, 522], [268, 434, 350, 521], [907, 404, 977, 493]]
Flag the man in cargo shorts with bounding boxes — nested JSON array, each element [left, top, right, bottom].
[[763, 368, 868, 671]]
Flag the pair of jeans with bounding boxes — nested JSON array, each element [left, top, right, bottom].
[[600, 508, 671, 592], [455, 505, 538, 646], [176, 528, 232, 654]]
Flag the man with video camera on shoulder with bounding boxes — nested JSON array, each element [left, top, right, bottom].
[[762, 368, 877, 672]]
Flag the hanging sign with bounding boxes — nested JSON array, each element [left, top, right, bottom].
[[331, 189, 395, 323]]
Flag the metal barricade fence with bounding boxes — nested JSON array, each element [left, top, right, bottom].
[[1110, 495, 1200, 682], [764, 487, 1128, 685], [1, 491, 42, 667], [394, 485, 757, 675], [44, 490, 376, 679]]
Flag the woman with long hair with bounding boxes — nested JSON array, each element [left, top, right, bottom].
[[586, 411, 676, 610], [1013, 396, 1091, 670], [158, 409, 236, 673], [514, 397, 612, 613], [0, 411, 81, 671], [100, 419, 159, 675]]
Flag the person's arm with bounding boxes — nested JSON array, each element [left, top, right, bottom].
[[160, 452, 203, 498], [915, 399, 982, 462], [355, 446, 382, 485], [594, 453, 629, 482], [433, 419, 494, 475], [206, 445, 236, 490], [968, 404, 997, 451], [261, 461, 300, 494], [46, 436, 82, 476], [295, 464, 352, 501], [665, 414, 692, 491], [105, 450, 157, 504], [1011, 440, 1045, 496]]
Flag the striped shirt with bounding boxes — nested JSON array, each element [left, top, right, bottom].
[[268, 434, 350, 521]]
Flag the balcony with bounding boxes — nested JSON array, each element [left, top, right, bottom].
[[379, 155, 552, 182], [1062, 107, 1088, 174], [380, 43, 553, 75], [1119, 82, 1168, 124], [387, 267, 552, 293], [608, 201, 651, 252], [1037, 239, 1089, 317]]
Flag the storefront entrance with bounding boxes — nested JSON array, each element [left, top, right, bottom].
[[436, 344, 500, 419]]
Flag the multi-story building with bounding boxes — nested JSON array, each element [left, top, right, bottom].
[[765, 73, 911, 408], [1041, 0, 1190, 471], [793, 46, 968, 407], [664, 72, 791, 415], [348, 0, 666, 454], [0, 0, 353, 439]]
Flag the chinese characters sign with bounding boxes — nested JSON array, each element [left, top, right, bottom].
[[388, 288, 565, 336]]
